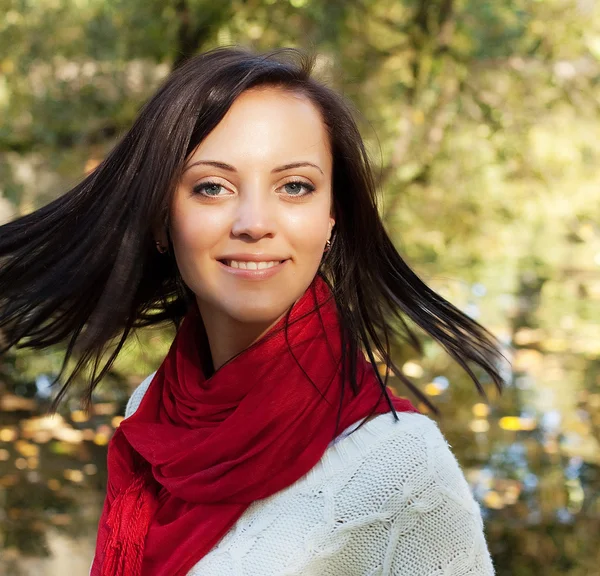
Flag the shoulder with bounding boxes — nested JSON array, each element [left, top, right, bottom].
[[336, 412, 476, 498], [124, 371, 157, 418], [357, 411, 473, 486], [310, 411, 483, 519], [318, 411, 495, 574], [358, 412, 484, 512]]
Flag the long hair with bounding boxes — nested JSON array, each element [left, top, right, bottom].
[[0, 47, 507, 419]]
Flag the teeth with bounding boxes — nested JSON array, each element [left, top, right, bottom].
[[228, 260, 280, 270]]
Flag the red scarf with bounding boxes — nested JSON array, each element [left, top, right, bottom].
[[91, 275, 417, 576]]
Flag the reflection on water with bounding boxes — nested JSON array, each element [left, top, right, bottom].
[[0, 280, 599, 575], [0, 390, 117, 575]]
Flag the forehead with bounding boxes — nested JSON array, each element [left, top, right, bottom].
[[187, 87, 332, 171]]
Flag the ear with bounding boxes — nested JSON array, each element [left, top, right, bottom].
[[327, 217, 335, 241], [152, 219, 168, 247]]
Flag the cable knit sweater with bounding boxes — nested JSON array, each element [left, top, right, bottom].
[[119, 373, 495, 576]]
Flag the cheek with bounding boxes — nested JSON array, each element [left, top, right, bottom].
[[284, 202, 331, 257], [172, 212, 206, 251], [169, 201, 225, 282]]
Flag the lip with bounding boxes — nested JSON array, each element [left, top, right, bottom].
[[217, 256, 290, 280], [218, 253, 289, 262]]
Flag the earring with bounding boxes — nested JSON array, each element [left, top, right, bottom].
[[324, 239, 331, 251], [156, 241, 167, 254]]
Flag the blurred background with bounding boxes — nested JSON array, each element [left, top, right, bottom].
[[0, 0, 599, 574]]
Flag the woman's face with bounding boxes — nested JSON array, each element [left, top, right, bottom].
[[167, 87, 334, 326]]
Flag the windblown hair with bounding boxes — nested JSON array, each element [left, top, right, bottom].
[[0, 47, 506, 420]]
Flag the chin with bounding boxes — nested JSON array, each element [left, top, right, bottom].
[[223, 298, 293, 325], [196, 271, 317, 326]]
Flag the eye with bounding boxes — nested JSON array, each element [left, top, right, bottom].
[[192, 181, 226, 197], [281, 180, 316, 197]]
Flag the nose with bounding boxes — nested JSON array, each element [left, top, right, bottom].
[[230, 186, 276, 240]]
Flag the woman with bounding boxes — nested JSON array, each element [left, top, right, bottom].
[[0, 48, 504, 575]]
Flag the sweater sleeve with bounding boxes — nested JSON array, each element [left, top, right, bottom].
[[373, 416, 495, 575]]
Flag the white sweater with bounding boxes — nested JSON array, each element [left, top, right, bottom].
[[122, 373, 495, 576]]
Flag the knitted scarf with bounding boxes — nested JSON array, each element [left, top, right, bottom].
[[91, 274, 417, 576]]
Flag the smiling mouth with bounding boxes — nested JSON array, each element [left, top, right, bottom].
[[219, 259, 286, 270]]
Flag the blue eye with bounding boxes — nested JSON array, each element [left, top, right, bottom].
[[193, 182, 224, 197], [283, 181, 316, 196], [192, 180, 316, 198]]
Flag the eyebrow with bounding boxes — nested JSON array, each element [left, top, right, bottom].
[[183, 160, 324, 175]]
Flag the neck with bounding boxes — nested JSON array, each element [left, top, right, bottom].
[[197, 300, 287, 372]]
